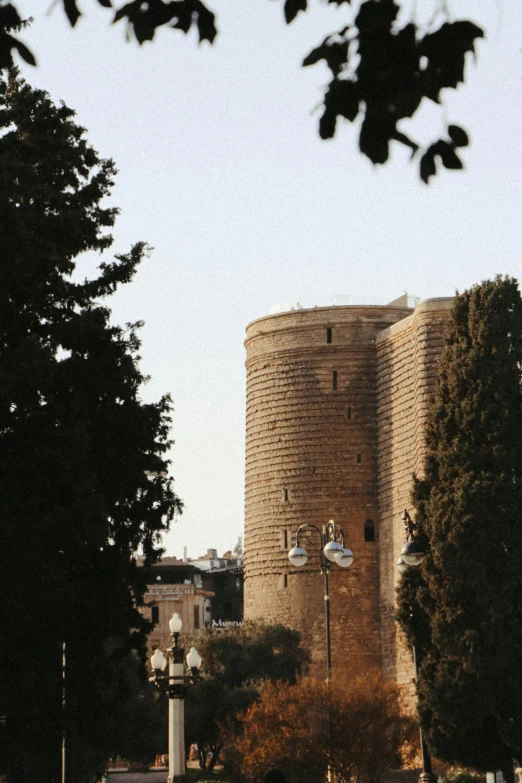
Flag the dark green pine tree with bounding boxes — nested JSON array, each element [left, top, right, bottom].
[[0, 72, 182, 783], [397, 276, 522, 778]]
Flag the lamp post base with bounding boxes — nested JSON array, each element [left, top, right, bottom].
[[167, 776, 186, 783], [419, 772, 438, 783]]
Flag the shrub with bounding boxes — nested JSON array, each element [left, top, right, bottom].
[[226, 672, 415, 783]]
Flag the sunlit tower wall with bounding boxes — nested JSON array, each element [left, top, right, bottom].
[[244, 304, 412, 679], [376, 298, 452, 707]]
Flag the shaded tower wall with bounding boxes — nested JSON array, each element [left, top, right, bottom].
[[244, 305, 412, 679], [376, 298, 452, 706]]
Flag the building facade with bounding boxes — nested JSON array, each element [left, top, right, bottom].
[[140, 558, 215, 650], [243, 297, 452, 695], [139, 550, 244, 652], [187, 547, 244, 627]]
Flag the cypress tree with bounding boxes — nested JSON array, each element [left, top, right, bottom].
[[0, 72, 182, 782], [397, 276, 522, 777]]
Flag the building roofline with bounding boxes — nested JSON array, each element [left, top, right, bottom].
[[245, 303, 413, 332], [375, 297, 454, 343]]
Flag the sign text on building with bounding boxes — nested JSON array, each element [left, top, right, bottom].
[[145, 585, 195, 601]]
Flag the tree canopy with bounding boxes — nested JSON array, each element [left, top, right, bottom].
[[188, 620, 310, 688], [397, 277, 522, 778], [183, 621, 310, 772], [0, 72, 181, 783], [1, 0, 486, 181], [227, 674, 413, 783]]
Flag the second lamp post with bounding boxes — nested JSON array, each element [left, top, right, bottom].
[[397, 510, 436, 783], [288, 519, 354, 682], [150, 612, 202, 783]]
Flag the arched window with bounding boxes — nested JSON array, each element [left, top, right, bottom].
[[364, 519, 375, 542]]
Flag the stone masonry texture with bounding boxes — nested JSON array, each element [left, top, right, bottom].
[[376, 298, 453, 705], [244, 299, 453, 690]]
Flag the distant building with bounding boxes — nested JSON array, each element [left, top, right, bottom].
[[188, 545, 244, 626], [139, 547, 244, 649], [188, 548, 231, 571], [207, 561, 243, 627], [139, 557, 214, 650]]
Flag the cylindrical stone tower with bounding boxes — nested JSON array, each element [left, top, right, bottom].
[[244, 304, 411, 679]]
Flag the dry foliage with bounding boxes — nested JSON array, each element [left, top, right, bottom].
[[226, 672, 415, 783]]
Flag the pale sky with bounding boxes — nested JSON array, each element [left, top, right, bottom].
[[16, 0, 522, 558]]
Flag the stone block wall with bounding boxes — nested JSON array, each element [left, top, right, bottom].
[[375, 298, 452, 705], [244, 305, 412, 679]]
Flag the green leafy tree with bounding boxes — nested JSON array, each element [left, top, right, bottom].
[[185, 678, 257, 773], [0, 0, 487, 181], [0, 72, 181, 783], [183, 622, 310, 772], [397, 277, 522, 779], [70, 651, 168, 778], [102, 653, 167, 768], [190, 621, 310, 688]]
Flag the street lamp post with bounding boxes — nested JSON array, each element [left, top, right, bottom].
[[397, 510, 437, 783], [149, 613, 202, 783], [288, 519, 354, 682]]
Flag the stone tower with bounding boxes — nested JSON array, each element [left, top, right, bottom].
[[243, 298, 453, 686], [244, 304, 412, 678]]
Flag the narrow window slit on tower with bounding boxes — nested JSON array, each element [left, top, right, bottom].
[[332, 371, 337, 390], [326, 327, 332, 344], [283, 488, 288, 502], [364, 519, 375, 542], [151, 605, 159, 625], [347, 407, 352, 419], [283, 574, 288, 588], [282, 529, 288, 549], [357, 453, 362, 464]]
